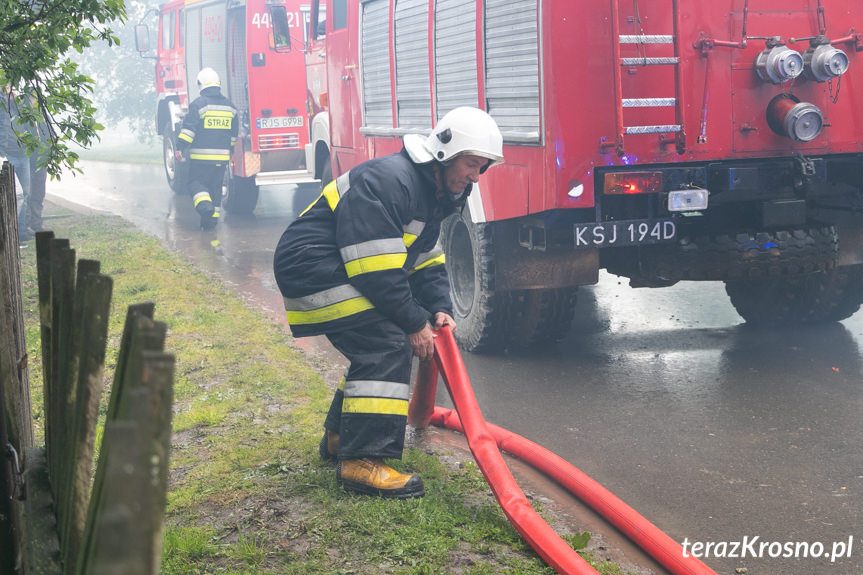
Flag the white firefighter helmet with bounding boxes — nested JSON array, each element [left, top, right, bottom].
[[404, 107, 504, 172], [197, 67, 221, 90]]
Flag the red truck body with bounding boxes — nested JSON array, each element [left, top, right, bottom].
[[305, 0, 863, 350]]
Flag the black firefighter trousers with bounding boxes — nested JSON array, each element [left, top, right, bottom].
[[188, 161, 225, 227], [324, 320, 413, 460]]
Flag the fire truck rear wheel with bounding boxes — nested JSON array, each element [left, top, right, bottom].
[[441, 210, 506, 352], [504, 288, 578, 348], [222, 171, 259, 215], [163, 122, 185, 194], [441, 210, 578, 351], [724, 264, 863, 326]]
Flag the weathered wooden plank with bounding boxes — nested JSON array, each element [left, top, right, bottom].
[[133, 351, 175, 574], [45, 240, 75, 496], [78, 309, 172, 575], [105, 303, 155, 423], [34, 231, 56, 469], [55, 260, 101, 555], [61, 272, 112, 575], [108, 312, 165, 423], [77, 422, 148, 575], [47, 241, 75, 529], [0, 160, 26, 575]]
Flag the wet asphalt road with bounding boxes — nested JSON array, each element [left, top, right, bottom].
[[47, 161, 862, 575]]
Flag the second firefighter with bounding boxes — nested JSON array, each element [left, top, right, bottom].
[[176, 67, 238, 230]]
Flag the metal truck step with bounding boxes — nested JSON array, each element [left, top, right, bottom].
[[622, 98, 677, 108], [620, 57, 679, 65], [624, 125, 682, 135], [619, 34, 674, 44]]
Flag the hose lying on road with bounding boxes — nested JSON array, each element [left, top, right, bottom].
[[422, 327, 599, 575], [410, 327, 717, 575]]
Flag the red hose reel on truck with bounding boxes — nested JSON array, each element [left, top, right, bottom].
[[409, 327, 716, 575]]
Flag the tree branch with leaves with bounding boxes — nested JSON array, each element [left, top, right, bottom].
[[0, 0, 127, 176]]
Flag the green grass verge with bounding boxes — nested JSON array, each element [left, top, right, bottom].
[[76, 139, 162, 164], [18, 205, 634, 575]]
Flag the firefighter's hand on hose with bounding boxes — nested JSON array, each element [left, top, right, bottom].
[[432, 312, 457, 333], [408, 324, 436, 361]]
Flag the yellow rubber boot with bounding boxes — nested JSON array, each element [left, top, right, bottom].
[[338, 458, 425, 499], [319, 430, 339, 461]]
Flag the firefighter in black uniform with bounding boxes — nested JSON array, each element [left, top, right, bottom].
[[175, 67, 238, 230], [273, 107, 504, 498]]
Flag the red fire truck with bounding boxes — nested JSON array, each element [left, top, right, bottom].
[[137, 0, 317, 213], [303, 0, 863, 351]]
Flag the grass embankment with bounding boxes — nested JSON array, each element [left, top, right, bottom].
[[18, 205, 630, 574], [76, 137, 162, 164]]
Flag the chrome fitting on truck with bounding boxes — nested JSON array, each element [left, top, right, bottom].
[[755, 41, 804, 84]]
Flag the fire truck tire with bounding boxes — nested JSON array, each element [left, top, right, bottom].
[[320, 157, 332, 186], [440, 210, 506, 352], [640, 226, 838, 281], [505, 287, 578, 347], [724, 264, 863, 326], [222, 171, 259, 215], [441, 210, 577, 351], [162, 122, 186, 194]]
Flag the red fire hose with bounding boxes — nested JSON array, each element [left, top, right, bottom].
[[419, 327, 599, 574], [409, 327, 717, 575]]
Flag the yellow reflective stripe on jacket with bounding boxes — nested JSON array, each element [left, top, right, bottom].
[[344, 253, 408, 278], [285, 296, 375, 325], [301, 171, 350, 216], [198, 104, 236, 116], [402, 220, 426, 247], [178, 129, 195, 143], [340, 238, 407, 278], [410, 243, 446, 274], [341, 397, 408, 416], [410, 253, 445, 274], [283, 284, 375, 325], [340, 238, 407, 260], [189, 147, 231, 161], [323, 180, 341, 211]]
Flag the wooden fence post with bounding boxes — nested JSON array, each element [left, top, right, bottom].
[[0, 159, 35, 573], [59, 271, 112, 575], [77, 310, 173, 575], [4, 219, 176, 575]]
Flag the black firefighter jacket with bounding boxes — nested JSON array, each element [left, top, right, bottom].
[[273, 149, 455, 338], [177, 86, 238, 163]]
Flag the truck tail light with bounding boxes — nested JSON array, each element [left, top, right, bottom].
[[766, 94, 824, 142], [259, 133, 300, 151], [603, 171, 663, 195]]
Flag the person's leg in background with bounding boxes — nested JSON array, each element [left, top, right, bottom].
[[7, 154, 32, 239], [28, 153, 47, 231]]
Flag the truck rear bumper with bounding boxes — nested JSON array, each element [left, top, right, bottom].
[[254, 170, 319, 187]]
